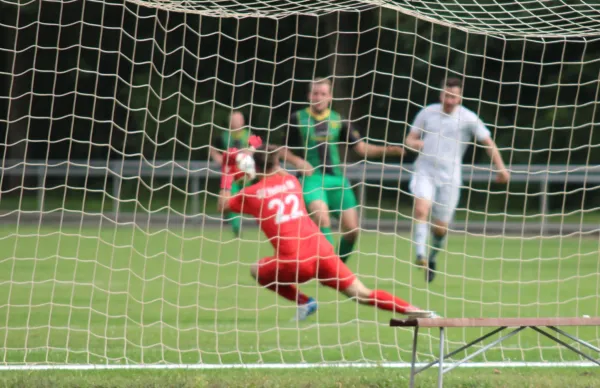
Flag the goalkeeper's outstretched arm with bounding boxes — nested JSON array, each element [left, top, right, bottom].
[[216, 147, 241, 213], [217, 188, 232, 213]]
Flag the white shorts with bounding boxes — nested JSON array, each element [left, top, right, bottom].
[[409, 172, 460, 223]]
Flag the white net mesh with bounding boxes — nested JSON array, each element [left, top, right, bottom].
[[130, 0, 600, 37], [0, 0, 599, 366]]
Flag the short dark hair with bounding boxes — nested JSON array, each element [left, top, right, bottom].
[[443, 77, 463, 89], [253, 145, 280, 173]]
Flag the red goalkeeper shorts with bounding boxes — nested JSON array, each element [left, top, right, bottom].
[[256, 249, 355, 291]]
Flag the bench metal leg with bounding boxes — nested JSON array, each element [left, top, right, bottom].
[[531, 327, 600, 366], [438, 327, 444, 388], [442, 326, 526, 374], [548, 326, 600, 353], [405, 324, 599, 387], [416, 326, 507, 374], [409, 326, 419, 388], [409, 326, 522, 386]]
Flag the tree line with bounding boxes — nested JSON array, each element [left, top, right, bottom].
[[0, 0, 598, 210]]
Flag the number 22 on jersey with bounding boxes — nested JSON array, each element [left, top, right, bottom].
[[268, 194, 305, 224]]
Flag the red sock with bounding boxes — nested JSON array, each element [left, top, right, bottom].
[[258, 278, 310, 305], [368, 290, 416, 314]]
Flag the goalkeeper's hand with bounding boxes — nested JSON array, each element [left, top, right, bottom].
[[248, 135, 263, 150], [222, 147, 257, 181], [236, 152, 256, 180]]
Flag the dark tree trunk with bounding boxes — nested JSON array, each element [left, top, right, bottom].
[[3, 3, 36, 190], [324, 12, 357, 162], [324, 11, 354, 119]]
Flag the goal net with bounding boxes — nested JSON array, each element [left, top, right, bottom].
[[0, 0, 599, 367]]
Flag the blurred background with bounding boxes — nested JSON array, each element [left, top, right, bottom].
[[1, 0, 599, 230]]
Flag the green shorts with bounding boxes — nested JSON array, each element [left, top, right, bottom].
[[301, 173, 358, 213], [231, 179, 243, 196]]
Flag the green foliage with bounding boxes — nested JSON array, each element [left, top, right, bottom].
[[121, 70, 230, 160], [1, 0, 599, 204]]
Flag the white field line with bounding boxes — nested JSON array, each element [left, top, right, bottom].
[[0, 362, 596, 370]]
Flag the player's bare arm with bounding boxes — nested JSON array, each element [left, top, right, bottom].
[[404, 130, 424, 152], [281, 146, 313, 176], [210, 146, 224, 165], [353, 140, 404, 158], [480, 137, 510, 184]]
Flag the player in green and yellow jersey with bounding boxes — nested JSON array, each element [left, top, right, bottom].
[[210, 111, 253, 237], [282, 79, 404, 263]]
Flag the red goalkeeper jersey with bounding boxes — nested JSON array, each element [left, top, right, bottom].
[[227, 172, 331, 257]]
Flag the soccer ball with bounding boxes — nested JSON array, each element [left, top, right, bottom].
[[236, 152, 256, 180]]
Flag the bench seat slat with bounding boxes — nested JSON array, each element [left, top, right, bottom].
[[390, 317, 600, 328]]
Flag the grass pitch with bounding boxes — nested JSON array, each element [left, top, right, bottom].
[[0, 368, 599, 387], [0, 222, 598, 386]]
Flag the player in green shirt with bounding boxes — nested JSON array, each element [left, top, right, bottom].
[[283, 79, 404, 263], [210, 111, 253, 237]]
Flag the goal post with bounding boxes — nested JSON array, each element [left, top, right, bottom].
[[0, 0, 599, 368]]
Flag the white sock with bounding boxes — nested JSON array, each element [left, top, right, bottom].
[[414, 222, 428, 258]]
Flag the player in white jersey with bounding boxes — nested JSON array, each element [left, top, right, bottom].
[[404, 77, 510, 283]]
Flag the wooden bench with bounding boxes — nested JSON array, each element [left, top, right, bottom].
[[390, 317, 600, 388]]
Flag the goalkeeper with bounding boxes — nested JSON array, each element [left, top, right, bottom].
[[217, 142, 436, 321], [282, 78, 404, 263], [210, 111, 253, 237]]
